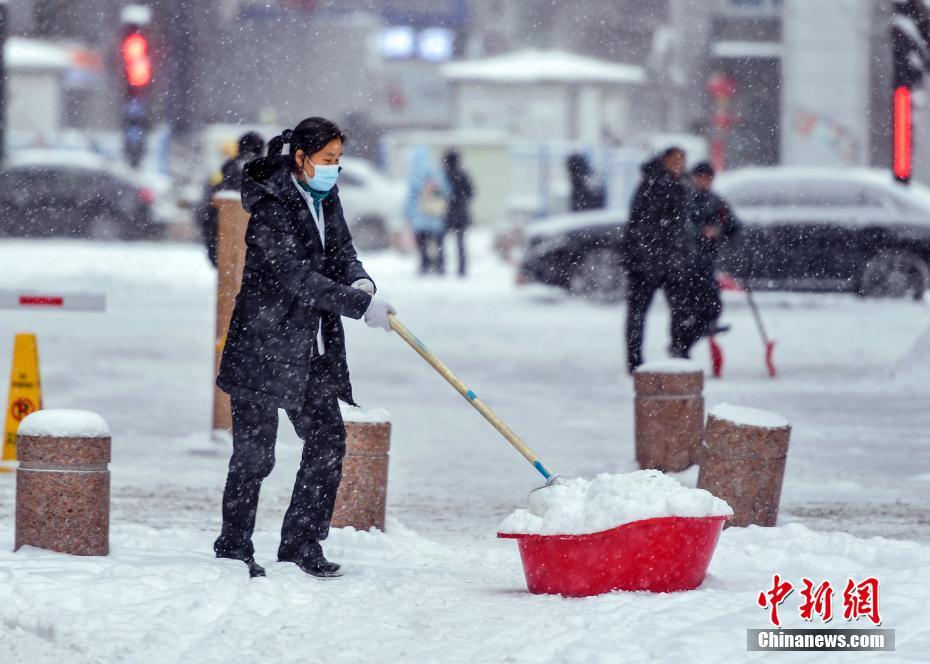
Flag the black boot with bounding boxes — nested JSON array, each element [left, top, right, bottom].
[[706, 323, 731, 336], [245, 556, 266, 578], [278, 541, 342, 578], [668, 344, 690, 359], [218, 552, 266, 578]]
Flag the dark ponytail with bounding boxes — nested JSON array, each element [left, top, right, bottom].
[[267, 118, 346, 171], [267, 128, 293, 157]]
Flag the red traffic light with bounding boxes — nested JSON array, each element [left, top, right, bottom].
[[894, 86, 912, 183], [122, 32, 151, 87]]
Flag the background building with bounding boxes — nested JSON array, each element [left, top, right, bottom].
[[4, 0, 930, 183]]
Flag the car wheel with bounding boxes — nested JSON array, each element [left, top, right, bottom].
[[858, 249, 930, 300], [87, 210, 126, 241], [351, 215, 390, 251], [568, 247, 627, 304]]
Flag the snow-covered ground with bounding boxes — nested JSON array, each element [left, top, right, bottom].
[[0, 233, 928, 663]]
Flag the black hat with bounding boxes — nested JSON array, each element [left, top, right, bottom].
[[692, 161, 715, 177]]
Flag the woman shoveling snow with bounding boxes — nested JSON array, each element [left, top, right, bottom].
[[214, 117, 397, 579]]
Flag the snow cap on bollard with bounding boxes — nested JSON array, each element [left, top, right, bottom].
[[17, 409, 110, 438], [705, 404, 789, 431], [15, 409, 112, 556], [332, 405, 391, 532], [633, 359, 704, 472], [697, 403, 791, 528]]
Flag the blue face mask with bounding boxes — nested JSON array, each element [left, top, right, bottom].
[[303, 161, 340, 192]]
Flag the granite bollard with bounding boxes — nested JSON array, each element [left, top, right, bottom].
[[332, 406, 391, 532], [633, 359, 704, 472], [697, 403, 791, 527], [15, 409, 111, 556], [212, 192, 250, 435]]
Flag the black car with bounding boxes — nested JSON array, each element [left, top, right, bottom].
[[518, 167, 930, 301], [0, 150, 157, 240], [518, 209, 627, 303]]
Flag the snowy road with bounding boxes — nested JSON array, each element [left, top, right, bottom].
[[0, 234, 928, 662]]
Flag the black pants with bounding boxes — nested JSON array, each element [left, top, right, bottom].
[[415, 231, 444, 274], [625, 268, 702, 372], [214, 377, 347, 561], [689, 262, 722, 343], [446, 228, 467, 275]]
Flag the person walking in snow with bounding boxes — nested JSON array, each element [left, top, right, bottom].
[[566, 152, 606, 212], [405, 146, 449, 275], [441, 150, 474, 276], [197, 131, 266, 267], [620, 146, 698, 373], [214, 117, 396, 579], [681, 161, 741, 353]]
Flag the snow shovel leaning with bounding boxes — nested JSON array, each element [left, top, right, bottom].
[[387, 314, 561, 489], [716, 272, 776, 378], [745, 288, 777, 378], [708, 335, 724, 378]]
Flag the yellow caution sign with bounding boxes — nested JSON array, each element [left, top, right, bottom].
[[3, 333, 43, 467]]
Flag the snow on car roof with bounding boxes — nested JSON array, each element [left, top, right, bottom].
[[7, 149, 109, 170], [717, 166, 930, 210], [5, 149, 143, 187], [525, 208, 625, 240], [718, 166, 916, 188]]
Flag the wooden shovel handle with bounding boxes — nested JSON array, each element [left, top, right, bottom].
[[388, 314, 555, 480]]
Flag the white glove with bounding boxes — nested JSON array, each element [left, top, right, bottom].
[[364, 298, 396, 332], [351, 278, 375, 296]]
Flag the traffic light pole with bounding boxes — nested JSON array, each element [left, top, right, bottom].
[[120, 5, 152, 169], [891, 0, 930, 183]]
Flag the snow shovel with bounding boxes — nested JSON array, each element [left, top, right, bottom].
[[708, 335, 724, 378], [745, 289, 777, 378], [716, 272, 776, 378], [387, 314, 560, 488]]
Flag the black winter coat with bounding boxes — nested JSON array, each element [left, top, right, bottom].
[[216, 156, 374, 409], [621, 158, 694, 277], [569, 174, 606, 212], [687, 187, 741, 264], [443, 165, 474, 231]]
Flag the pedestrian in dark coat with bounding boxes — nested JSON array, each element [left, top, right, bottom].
[[214, 117, 397, 579], [682, 161, 741, 353], [566, 153, 606, 212], [442, 150, 474, 276], [619, 146, 698, 373], [197, 132, 265, 267]]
